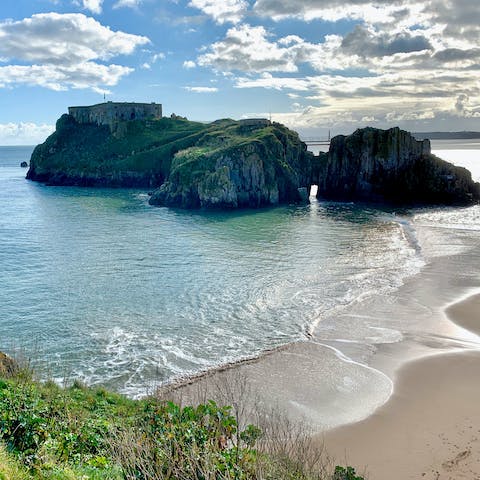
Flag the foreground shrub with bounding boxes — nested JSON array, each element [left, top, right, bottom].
[[111, 400, 261, 479], [0, 369, 365, 480]]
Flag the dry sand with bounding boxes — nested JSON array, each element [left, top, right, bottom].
[[323, 293, 480, 480]]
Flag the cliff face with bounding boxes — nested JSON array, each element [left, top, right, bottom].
[[149, 121, 313, 209], [319, 127, 480, 205]]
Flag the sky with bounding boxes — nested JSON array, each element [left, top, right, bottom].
[[0, 0, 479, 144]]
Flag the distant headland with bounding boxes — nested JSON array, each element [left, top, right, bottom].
[[26, 103, 480, 208], [413, 131, 480, 140]]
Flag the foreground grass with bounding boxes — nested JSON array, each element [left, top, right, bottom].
[[0, 361, 364, 479]]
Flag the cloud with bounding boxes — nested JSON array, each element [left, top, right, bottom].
[[236, 74, 310, 90], [455, 94, 469, 114], [142, 52, 166, 70], [183, 60, 196, 69], [184, 86, 218, 92], [341, 25, 432, 57], [0, 63, 133, 91], [114, 0, 142, 9], [185, 0, 480, 132], [152, 53, 165, 62], [197, 24, 301, 73], [0, 122, 55, 146], [188, 0, 248, 24], [433, 48, 480, 63], [79, 0, 103, 14], [454, 93, 480, 118], [0, 13, 150, 64], [233, 69, 480, 131], [0, 13, 149, 91], [252, 0, 410, 24]]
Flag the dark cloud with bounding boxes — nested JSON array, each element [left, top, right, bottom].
[[341, 25, 431, 57], [455, 93, 469, 114], [433, 48, 480, 63]]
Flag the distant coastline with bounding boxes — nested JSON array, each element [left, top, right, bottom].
[[414, 131, 480, 140]]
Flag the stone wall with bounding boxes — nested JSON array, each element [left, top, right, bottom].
[[68, 102, 162, 127]]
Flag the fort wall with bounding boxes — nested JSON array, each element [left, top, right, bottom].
[[68, 102, 162, 127]]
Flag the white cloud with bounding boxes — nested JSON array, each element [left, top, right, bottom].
[[80, 0, 103, 14], [0, 13, 150, 64], [183, 60, 196, 69], [0, 63, 133, 91], [141, 52, 165, 70], [188, 0, 248, 24], [236, 74, 310, 90], [252, 0, 412, 24], [198, 24, 301, 72], [184, 86, 218, 93], [0, 13, 149, 91], [152, 53, 166, 62], [0, 122, 55, 146], [114, 0, 142, 9]]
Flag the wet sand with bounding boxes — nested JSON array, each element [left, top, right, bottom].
[[159, 227, 480, 479], [323, 293, 480, 480]]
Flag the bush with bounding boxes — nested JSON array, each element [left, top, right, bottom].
[[0, 366, 365, 480]]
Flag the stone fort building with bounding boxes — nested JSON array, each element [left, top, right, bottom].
[[68, 102, 162, 127]]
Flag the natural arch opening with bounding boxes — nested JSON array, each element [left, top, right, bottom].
[[309, 184, 318, 197]]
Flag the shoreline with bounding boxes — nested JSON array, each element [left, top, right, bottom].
[[160, 289, 480, 478], [322, 291, 480, 479], [157, 220, 480, 477]]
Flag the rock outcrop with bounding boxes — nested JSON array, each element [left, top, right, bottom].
[[27, 115, 313, 208], [319, 127, 480, 205], [149, 121, 313, 209], [0, 352, 18, 377]]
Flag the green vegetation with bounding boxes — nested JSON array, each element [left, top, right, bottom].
[[27, 115, 210, 186], [27, 116, 314, 209], [0, 358, 364, 480]]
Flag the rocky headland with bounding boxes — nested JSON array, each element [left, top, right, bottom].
[[27, 115, 479, 208], [320, 127, 480, 205]]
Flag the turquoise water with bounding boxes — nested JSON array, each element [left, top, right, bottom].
[[0, 143, 478, 397]]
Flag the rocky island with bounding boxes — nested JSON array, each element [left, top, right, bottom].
[[319, 127, 480, 205], [27, 104, 480, 208], [27, 107, 313, 208]]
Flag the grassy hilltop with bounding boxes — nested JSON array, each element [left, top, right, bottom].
[[27, 115, 210, 187]]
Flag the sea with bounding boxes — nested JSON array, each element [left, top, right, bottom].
[[0, 140, 479, 407]]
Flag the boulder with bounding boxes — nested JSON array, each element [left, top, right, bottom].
[[0, 352, 18, 377]]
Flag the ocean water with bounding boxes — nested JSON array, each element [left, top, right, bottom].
[[0, 141, 478, 399]]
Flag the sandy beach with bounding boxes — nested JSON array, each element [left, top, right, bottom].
[[323, 293, 480, 480], [162, 290, 480, 480], [157, 222, 480, 479]]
